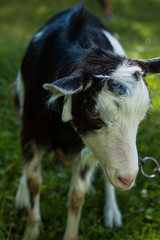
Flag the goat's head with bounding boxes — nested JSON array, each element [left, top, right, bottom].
[[44, 49, 160, 190]]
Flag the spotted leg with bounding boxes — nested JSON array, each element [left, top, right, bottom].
[[63, 156, 94, 240], [104, 180, 122, 228], [16, 142, 42, 240]]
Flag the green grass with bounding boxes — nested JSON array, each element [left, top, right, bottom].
[[0, 0, 160, 239]]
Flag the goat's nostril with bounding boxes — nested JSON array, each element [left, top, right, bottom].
[[117, 175, 135, 187]]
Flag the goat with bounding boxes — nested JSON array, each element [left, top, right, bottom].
[[14, 4, 160, 240]]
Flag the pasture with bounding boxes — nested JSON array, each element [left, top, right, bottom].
[[0, 0, 160, 239]]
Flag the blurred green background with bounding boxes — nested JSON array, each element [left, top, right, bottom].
[[0, 0, 160, 239]]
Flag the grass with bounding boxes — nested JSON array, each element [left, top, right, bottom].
[[0, 0, 160, 239]]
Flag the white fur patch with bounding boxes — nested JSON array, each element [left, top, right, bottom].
[[111, 60, 143, 89], [16, 71, 24, 116], [62, 95, 73, 122], [102, 30, 125, 56], [95, 62, 144, 96], [33, 27, 48, 42], [16, 173, 30, 210]]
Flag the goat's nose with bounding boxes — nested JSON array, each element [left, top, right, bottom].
[[117, 174, 137, 189]]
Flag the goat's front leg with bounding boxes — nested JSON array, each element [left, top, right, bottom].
[[16, 142, 42, 240], [63, 156, 94, 240], [104, 180, 122, 228]]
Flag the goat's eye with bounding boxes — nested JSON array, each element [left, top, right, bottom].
[[107, 79, 127, 96], [86, 110, 104, 128], [90, 113, 99, 119], [87, 110, 99, 119]]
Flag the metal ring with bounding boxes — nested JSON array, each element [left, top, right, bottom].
[[139, 156, 160, 178]]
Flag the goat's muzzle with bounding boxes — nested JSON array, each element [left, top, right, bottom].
[[116, 172, 138, 190]]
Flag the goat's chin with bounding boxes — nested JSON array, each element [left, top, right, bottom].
[[103, 167, 135, 191], [114, 180, 135, 191]]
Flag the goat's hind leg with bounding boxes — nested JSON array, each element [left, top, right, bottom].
[[63, 156, 94, 240], [16, 142, 42, 240]]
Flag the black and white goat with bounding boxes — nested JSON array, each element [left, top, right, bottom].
[[14, 4, 160, 240]]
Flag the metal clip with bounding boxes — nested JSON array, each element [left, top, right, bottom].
[[139, 156, 160, 178]]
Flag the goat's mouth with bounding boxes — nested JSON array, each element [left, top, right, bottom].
[[115, 179, 135, 191], [103, 166, 136, 191]]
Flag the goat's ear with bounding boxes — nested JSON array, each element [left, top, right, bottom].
[[43, 72, 83, 122], [134, 57, 160, 76], [43, 72, 83, 100]]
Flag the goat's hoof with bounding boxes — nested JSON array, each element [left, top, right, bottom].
[[104, 208, 123, 228]]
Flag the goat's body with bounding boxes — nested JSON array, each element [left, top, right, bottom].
[[15, 6, 124, 239], [14, 4, 155, 240]]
